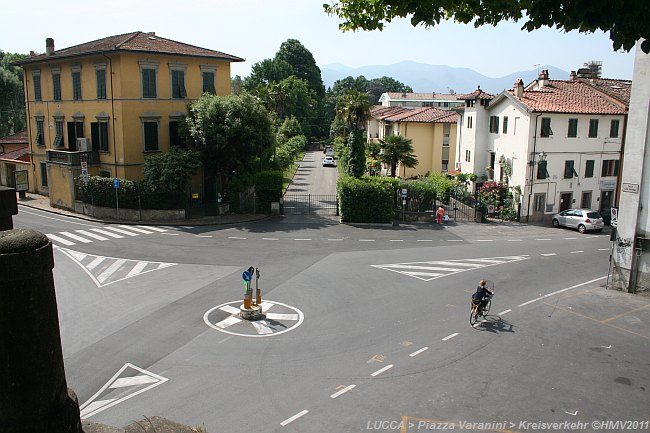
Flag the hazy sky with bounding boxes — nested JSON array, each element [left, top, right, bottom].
[[2, 0, 636, 81]]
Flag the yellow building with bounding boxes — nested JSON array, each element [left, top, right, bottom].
[[16, 32, 243, 209], [368, 106, 458, 178]]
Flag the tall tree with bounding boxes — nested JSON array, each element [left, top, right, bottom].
[[379, 135, 418, 178], [335, 90, 371, 132], [367, 76, 413, 105], [0, 51, 28, 137], [184, 93, 275, 198], [243, 58, 293, 91], [275, 39, 325, 98], [324, 0, 650, 53]]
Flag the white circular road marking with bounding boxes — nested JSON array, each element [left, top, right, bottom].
[[204, 300, 304, 338]]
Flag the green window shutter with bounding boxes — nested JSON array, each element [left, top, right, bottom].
[[610, 119, 620, 138], [203, 71, 215, 94], [96, 69, 107, 99], [67, 122, 76, 148], [614, 160, 620, 176], [142, 69, 156, 98], [100, 122, 109, 151], [53, 74, 61, 101], [585, 160, 594, 178], [541, 118, 553, 137], [144, 122, 158, 151], [568, 119, 577, 137], [589, 119, 599, 137], [33, 75, 42, 101], [91, 122, 100, 151]]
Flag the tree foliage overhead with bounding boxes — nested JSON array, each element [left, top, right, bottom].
[[0, 51, 28, 137], [324, 0, 650, 53]]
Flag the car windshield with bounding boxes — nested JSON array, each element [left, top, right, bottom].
[[587, 212, 602, 218]]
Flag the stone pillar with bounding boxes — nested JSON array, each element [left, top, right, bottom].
[[0, 186, 18, 230], [0, 229, 82, 433]]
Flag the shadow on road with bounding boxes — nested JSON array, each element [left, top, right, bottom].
[[473, 315, 515, 333]]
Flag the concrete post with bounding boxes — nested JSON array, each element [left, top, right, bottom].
[[0, 186, 18, 230], [0, 229, 82, 433]]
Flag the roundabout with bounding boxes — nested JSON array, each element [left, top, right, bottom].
[[203, 300, 304, 338]]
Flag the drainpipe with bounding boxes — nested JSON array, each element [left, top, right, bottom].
[[102, 52, 118, 178], [526, 113, 543, 222], [23, 68, 33, 191]]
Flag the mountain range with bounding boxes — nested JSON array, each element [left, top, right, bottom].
[[320, 61, 570, 95]]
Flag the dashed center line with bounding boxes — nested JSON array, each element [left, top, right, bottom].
[[328, 238, 343, 241], [447, 239, 464, 242], [541, 253, 557, 256], [570, 251, 585, 254], [330, 384, 356, 399], [294, 238, 312, 241], [498, 309, 512, 315], [389, 239, 403, 242], [280, 410, 309, 427], [196, 235, 212, 238], [409, 347, 429, 357], [536, 239, 552, 241], [359, 239, 375, 242], [475, 239, 493, 242], [371, 364, 393, 377], [417, 239, 433, 242], [442, 332, 459, 341], [598, 248, 610, 251], [508, 239, 523, 242], [262, 237, 279, 241], [228, 236, 247, 240], [564, 237, 578, 240]]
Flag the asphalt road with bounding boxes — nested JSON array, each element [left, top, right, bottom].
[[12, 204, 650, 433]]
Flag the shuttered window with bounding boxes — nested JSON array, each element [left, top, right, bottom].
[[52, 73, 61, 101], [143, 121, 159, 151], [585, 160, 594, 178], [142, 69, 157, 98], [171, 70, 186, 98], [202, 71, 215, 94], [567, 118, 578, 137], [96, 69, 107, 99], [72, 71, 82, 100]]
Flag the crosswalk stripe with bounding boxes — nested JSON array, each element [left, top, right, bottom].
[[421, 261, 484, 268], [119, 225, 153, 234], [90, 228, 123, 239], [46, 233, 75, 246], [102, 226, 139, 236], [382, 264, 465, 272], [126, 261, 148, 278], [60, 231, 93, 243], [110, 375, 159, 388], [139, 225, 167, 232], [403, 271, 444, 278], [66, 250, 88, 262], [86, 257, 106, 270], [97, 259, 126, 283], [76, 230, 109, 241]]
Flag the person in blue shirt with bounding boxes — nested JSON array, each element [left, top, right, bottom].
[[471, 279, 493, 315]]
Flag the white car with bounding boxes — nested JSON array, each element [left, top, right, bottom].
[[552, 209, 604, 233], [322, 156, 335, 167]]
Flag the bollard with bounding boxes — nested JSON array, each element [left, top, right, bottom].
[[255, 268, 262, 306], [0, 229, 82, 433], [0, 186, 18, 230]]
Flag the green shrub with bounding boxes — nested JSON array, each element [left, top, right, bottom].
[[253, 170, 283, 213], [75, 176, 184, 210], [337, 175, 398, 223]]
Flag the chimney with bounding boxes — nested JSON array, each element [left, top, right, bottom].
[[538, 69, 549, 87], [514, 79, 524, 98], [570, 71, 577, 81], [30, 51, 35, 57], [45, 38, 54, 56]]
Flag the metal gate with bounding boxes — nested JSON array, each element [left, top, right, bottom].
[[282, 194, 338, 215]]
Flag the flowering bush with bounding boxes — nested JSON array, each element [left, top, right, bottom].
[[477, 182, 517, 221]]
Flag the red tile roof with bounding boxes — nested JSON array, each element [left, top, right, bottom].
[[457, 88, 495, 100], [383, 107, 458, 123], [577, 78, 631, 108], [16, 32, 244, 65], [507, 80, 627, 115], [0, 146, 30, 163], [0, 130, 28, 145], [385, 92, 460, 101], [370, 105, 410, 120]]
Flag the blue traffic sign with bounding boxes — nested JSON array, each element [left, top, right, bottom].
[[113, 179, 120, 189], [242, 271, 252, 282]]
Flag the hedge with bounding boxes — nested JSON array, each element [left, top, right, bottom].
[[75, 176, 184, 210], [337, 176, 398, 223], [253, 170, 283, 213]]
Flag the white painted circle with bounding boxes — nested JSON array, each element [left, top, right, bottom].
[[203, 300, 304, 338]]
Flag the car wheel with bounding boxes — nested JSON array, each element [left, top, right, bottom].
[[552, 219, 560, 228], [578, 224, 586, 234]]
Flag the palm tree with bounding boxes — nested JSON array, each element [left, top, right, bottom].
[[379, 135, 418, 178], [335, 90, 371, 132]]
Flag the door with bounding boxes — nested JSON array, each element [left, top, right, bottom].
[[581, 191, 592, 209], [559, 192, 572, 212]]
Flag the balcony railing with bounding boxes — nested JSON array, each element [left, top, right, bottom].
[[46, 149, 99, 166]]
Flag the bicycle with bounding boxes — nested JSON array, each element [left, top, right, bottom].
[[469, 280, 494, 326]]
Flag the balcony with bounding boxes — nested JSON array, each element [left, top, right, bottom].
[[46, 149, 99, 166]]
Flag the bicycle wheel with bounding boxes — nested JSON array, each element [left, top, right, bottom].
[[483, 299, 491, 316], [469, 305, 479, 326]]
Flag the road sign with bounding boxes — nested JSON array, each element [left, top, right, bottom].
[[113, 178, 120, 189], [81, 161, 89, 184], [610, 208, 618, 228], [14, 171, 29, 192], [242, 271, 252, 282], [399, 188, 408, 198]]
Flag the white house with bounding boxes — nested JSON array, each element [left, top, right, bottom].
[[455, 71, 630, 222], [378, 92, 464, 110]]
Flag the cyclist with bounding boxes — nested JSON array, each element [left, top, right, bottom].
[[471, 279, 493, 315]]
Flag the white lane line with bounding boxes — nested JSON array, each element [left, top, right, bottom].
[[118, 225, 153, 234], [266, 313, 299, 321], [110, 375, 159, 388], [161, 233, 180, 236], [508, 239, 523, 242], [330, 384, 356, 399], [126, 261, 148, 278], [442, 333, 459, 341], [570, 251, 584, 254], [294, 238, 312, 241], [389, 239, 404, 242], [409, 347, 429, 357], [97, 259, 126, 283], [262, 237, 279, 241], [383, 264, 465, 272], [541, 253, 557, 256], [564, 237, 578, 240], [179, 226, 195, 229], [417, 239, 433, 242], [102, 226, 139, 236], [46, 234, 76, 246], [598, 248, 609, 251], [447, 239, 464, 242], [75, 230, 109, 241], [86, 257, 106, 271], [60, 231, 93, 243], [536, 239, 552, 241], [196, 235, 213, 238], [371, 364, 393, 377], [228, 236, 247, 240], [498, 309, 512, 315], [90, 228, 123, 238], [328, 238, 343, 241], [280, 410, 309, 427], [138, 225, 167, 232], [585, 236, 599, 239], [359, 239, 375, 242], [518, 276, 607, 307], [475, 239, 493, 242]]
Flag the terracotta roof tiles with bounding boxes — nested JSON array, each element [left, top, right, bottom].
[[0, 130, 28, 145], [385, 92, 460, 101], [383, 107, 458, 123]]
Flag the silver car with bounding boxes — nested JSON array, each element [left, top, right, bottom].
[[552, 209, 605, 233]]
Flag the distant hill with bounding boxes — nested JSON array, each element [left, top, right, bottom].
[[320, 61, 570, 96]]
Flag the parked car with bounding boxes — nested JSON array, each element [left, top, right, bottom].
[[551, 209, 604, 233], [322, 156, 336, 167]]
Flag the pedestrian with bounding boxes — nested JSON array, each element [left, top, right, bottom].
[[436, 206, 445, 224]]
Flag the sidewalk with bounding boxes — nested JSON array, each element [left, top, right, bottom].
[[16, 192, 269, 226]]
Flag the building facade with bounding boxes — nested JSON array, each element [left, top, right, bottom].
[[378, 92, 464, 110], [16, 32, 243, 209]]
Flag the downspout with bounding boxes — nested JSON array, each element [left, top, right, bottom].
[[23, 68, 33, 191], [102, 52, 118, 178], [526, 113, 543, 222]]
